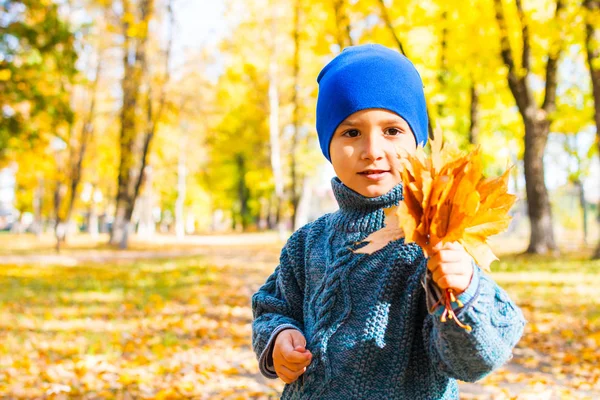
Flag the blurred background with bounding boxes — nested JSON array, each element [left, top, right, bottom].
[[0, 0, 599, 398]]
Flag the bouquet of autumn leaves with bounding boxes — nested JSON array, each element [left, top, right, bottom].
[[356, 128, 516, 331]]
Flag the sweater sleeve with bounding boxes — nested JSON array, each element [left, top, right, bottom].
[[421, 258, 526, 383], [251, 227, 307, 379]]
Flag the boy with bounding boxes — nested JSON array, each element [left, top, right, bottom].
[[251, 44, 525, 399]]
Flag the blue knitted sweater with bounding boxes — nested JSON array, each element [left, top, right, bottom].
[[252, 177, 526, 399]]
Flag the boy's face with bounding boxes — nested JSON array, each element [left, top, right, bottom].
[[329, 108, 417, 198]]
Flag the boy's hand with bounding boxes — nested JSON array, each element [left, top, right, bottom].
[[272, 329, 312, 384], [427, 241, 474, 295]]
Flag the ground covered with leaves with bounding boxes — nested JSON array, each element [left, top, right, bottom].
[[0, 234, 598, 399]]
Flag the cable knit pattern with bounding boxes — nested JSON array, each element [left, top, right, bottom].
[[251, 177, 526, 399]]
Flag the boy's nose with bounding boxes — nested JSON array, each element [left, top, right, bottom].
[[361, 132, 385, 160]]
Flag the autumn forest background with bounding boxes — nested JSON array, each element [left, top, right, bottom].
[[1, 0, 599, 398]]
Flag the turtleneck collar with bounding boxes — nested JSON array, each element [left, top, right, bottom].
[[330, 177, 403, 233]]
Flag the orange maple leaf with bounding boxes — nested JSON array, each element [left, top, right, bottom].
[[355, 127, 517, 330]]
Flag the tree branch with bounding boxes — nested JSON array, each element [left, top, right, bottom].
[[333, 0, 353, 48], [377, 0, 437, 139], [583, 0, 600, 182], [66, 53, 102, 224], [542, 0, 565, 113], [515, 0, 530, 72], [377, 0, 407, 56], [133, 0, 173, 204], [493, 0, 530, 114]]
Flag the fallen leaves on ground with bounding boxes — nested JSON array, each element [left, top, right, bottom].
[[0, 239, 598, 398], [0, 245, 284, 399]]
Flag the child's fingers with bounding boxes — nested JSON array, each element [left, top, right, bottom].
[[282, 347, 312, 364], [281, 355, 312, 371], [277, 333, 303, 358], [428, 250, 467, 273], [446, 241, 464, 250], [433, 241, 462, 252], [431, 262, 468, 283], [289, 330, 308, 351], [436, 249, 464, 264], [276, 365, 296, 383], [278, 364, 305, 383], [435, 273, 470, 293]]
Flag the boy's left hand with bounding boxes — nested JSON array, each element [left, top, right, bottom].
[[427, 241, 474, 295]]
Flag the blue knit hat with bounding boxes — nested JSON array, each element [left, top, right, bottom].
[[316, 44, 429, 162]]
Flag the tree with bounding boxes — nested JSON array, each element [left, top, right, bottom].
[[332, 0, 354, 48], [289, 0, 303, 230], [583, 0, 600, 258], [59, 51, 103, 247], [1, 0, 79, 245], [51, 0, 112, 251], [204, 62, 272, 231], [0, 0, 77, 161], [493, 0, 566, 254], [110, 0, 173, 248], [268, 1, 286, 238]]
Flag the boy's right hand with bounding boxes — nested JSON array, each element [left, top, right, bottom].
[[272, 329, 312, 384]]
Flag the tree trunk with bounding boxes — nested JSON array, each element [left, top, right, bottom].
[[494, 0, 562, 254], [235, 153, 250, 231], [332, 0, 353, 49], [32, 176, 44, 237], [468, 80, 480, 145], [53, 181, 66, 253], [583, 0, 600, 258], [64, 56, 101, 241], [523, 114, 557, 253], [377, 0, 435, 140], [87, 184, 99, 238], [111, 0, 172, 249], [437, 8, 448, 120], [290, 0, 302, 231], [111, 0, 151, 247], [231, 207, 237, 232], [265, 195, 275, 230], [175, 134, 187, 239], [269, 0, 286, 239], [294, 175, 312, 229], [136, 166, 155, 239], [574, 179, 588, 245]]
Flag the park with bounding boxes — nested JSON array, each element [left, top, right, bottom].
[[1, 0, 599, 398]]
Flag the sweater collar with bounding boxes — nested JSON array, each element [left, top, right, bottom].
[[330, 177, 403, 233]]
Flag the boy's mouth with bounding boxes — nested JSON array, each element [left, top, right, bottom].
[[358, 169, 390, 181]]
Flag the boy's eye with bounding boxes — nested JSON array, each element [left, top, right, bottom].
[[343, 129, 360, 138], [385, 128, 403, 136]]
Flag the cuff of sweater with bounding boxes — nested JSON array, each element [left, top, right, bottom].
[[456, 260, 481, 308], [258, 323, 301, 379], [423, 259, 481, 318]]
